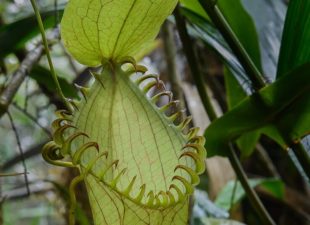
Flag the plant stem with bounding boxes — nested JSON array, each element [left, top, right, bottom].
[[174, 6, 217, 122], [162, 21, 186, 113], [228, 145, 276, 225], [197, 0, 310, 182], [198, 0, 266, 90], [174, 5, 276, 225], [29, 0, 72, 113], [290, 142, 310, 181]]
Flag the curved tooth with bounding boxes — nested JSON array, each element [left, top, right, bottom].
[[67, 98, 80, 111], [166, 190, 176, 205], [146, 191, 155, 207], [42, 141, 75, 168], [174, 165, 200, 185], [123, 175, 137, 196], [110, 168, 127, 189], [176, 116, 192, 131], [119, 56, 137, 68], [167, 111, 183, 123], [135, 74, 159, 85], [183, 143, 207, 159], [172, 176, 194, 194], [53, 124, 77, 145], [179, 151, 205, 174], [84, 151, 107, 173], [55, 110, 72, 119], [72, 142, 99, 165], [43, 141, 63, 160], [52, 118, 73, 130], [142, 80, 158, 93], [169, 184, 185, 202], [135, 184, 146, 203], [158, 191, 169, 207], [74, 84, 90, 102], [90, 71, 105, 88], [189, 136, 206, 146], [184, 127, 199, 140], [98, 160, 119, 180], [126, 65, 148, 75], [151, 91, 173, 104], [154, 195, 161, 207], [62, 132, 89, 155], [159, 100, 180, 113]]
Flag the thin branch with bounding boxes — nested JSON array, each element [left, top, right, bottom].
[[1, 142, 46, 171], [0, 45, 44, 118], [174, 5, 276, 225], [12, 103, 52, 138], [7, 111, 30, 196], [198, 0, 266, 90], [162, 21, 185, 113], [174, 6, 218, 122]]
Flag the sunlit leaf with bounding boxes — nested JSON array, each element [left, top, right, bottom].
[[204, 63, 310, 157], [61, 0, 178, 66], [277, 0, 310, 78]]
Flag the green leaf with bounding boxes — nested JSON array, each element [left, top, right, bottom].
[[180, 0, 262, 71], [204, 63, 310, 157], [61, 0, 178, 66], [180, 0, 209, 19], [225, 68, 260, 158], [215, 179, 284, 211], [0, 9, 64, 58], [277, 0, 310, 78]]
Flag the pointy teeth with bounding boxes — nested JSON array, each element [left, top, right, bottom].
[[72, 142, 99, 165], [123, 176, 137, 196], [167, 111, 182, 122], [135, 74, 159, 85], [176, 116, 192, 131], [142, 80, 158, 93], [55, 110, 72, 119], [90, 71, 105, 88], [98, 160, 119, 180], [110, 168, 127, 189], [174, 165, 200, 185], [52, 118, 73, 130], [53, 124, 77, 145], [169, 184, 185, 202], [146, 191, 155, 207], [159, 100, 180, 113], [179, 151, 205, 175], [119, 56, 137, 69], [184, 127, 199, 140], [189, 136, 206, 146], [74, 84, 89, 102], [62, 132, 89, 155], [150, 91, 173, 104], [43, 141, 63, 160], [126, 65, 148, 75], [67, 98, 80, 111], [172, 176, 194, 194], [183, 143, 207, 159], [135, 184, 146, 203], [166, 190, 175, 204], [158, 191, 169, 207]]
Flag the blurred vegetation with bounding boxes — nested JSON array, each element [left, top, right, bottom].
[[0, 0, 309, 225]]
